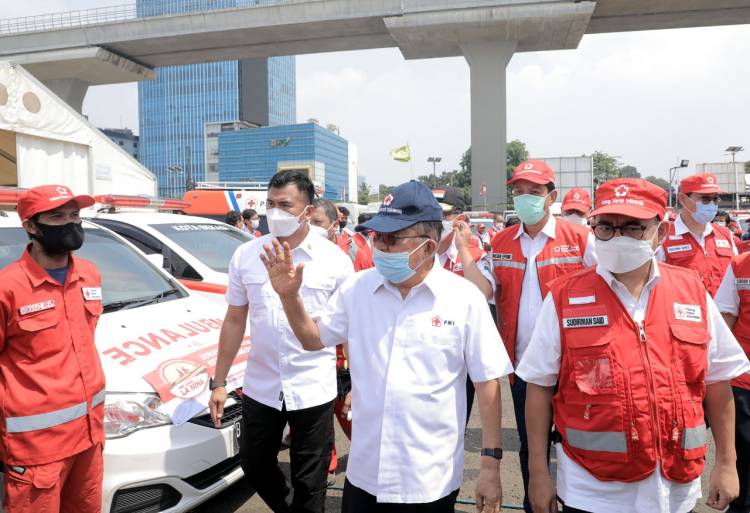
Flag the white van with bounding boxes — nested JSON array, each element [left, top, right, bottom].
[[0, 211, 247, 513]]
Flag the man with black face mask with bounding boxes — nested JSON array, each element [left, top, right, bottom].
[[0, 185, 106, 513]]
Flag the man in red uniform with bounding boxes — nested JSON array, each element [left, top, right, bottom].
[[522, 178, 748, 513], [0, 185, 105, 513], [657, 173, 736, 296], [560, 188, 592, 226]]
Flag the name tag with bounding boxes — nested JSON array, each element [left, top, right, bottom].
[[667, 244, 692, 254], [669, 235, 684, 241], [674, 303, 702, 322], [736, 278, 750, 290], [715, 239, 730, 249], [19, 300, 55, 316], [82, 287, 102, 301], [563, 315, 609, 329], [492, 253, 512, 261]]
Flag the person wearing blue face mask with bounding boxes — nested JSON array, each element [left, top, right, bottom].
[[261, 180, 512, 513], [657, 173, 737, 297]]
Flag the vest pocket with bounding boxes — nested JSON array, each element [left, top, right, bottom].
[[670, 324, 709, 383]]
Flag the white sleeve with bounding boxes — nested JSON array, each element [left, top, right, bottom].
[[315, 276, 353, 348], [334, 250, 355, 287], [583, 232, 598, 267], [714, 265, 739, 316], [705, 292, 750, 384], [464, 292, 513, 382], [478, 253, 497, 294], [515, 293, 561, 387], [655, 245, 666, 262], [225, 246, 249, 307]]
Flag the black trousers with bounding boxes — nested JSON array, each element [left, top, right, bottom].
[[730, 386, 750, 513], [341, 479, 459, 513], [240, 396, 334, 513]]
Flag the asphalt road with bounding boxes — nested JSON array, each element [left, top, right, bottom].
[[191, 378, 721, 513]]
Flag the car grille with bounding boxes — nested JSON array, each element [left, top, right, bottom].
[[188, 394, 243, 428], [183, 454, 243, 490], [110, 484, 181, 513]]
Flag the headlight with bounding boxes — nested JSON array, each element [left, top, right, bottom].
[[104, 393, 172, 439]]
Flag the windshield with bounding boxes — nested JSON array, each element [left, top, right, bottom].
[[0, 225, 183, 310], [150, 223, 250, 273]]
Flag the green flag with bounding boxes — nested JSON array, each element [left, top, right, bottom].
[[390, 145, 411, 163]]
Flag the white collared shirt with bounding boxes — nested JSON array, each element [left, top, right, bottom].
[[715, 264, 740, 316], [226, 231, 354, 411], [516, 260, 750, 513], [511, 215, 598, 366], [656, 214, 737, 261], [315, 265, 513, 503]]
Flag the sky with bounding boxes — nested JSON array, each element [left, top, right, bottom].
[[4, 1, 750, 187]]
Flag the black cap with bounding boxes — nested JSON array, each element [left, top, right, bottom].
[[432, 185, 465, 212], [356, 180, 443, 234]]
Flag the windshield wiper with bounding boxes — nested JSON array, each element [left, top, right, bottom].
[[103, 288, 182, 313]]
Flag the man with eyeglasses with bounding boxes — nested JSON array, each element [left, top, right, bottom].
[[657, 173, 736, 296], [261, 180, 512, 513], [488, 159, 598, 513], [520, 178, 750, 513]]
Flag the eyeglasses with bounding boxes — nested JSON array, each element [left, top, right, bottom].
[[690, 195, 720, 205], [373, 233, 429, 247], [592, 222, 658, 241]]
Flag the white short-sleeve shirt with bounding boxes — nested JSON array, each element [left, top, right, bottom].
[[315, 264, 513, 503], [516, 260, 750, 513], [226, 231, 354, 411], [715, 264, 740, 316]]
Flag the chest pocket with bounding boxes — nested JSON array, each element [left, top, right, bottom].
[[17, 310, 59, 333], [242, 273, 276, 310], [671, 323, 709, 383], [562, 309, 617, 398], [713, 240, 734, 257], [301, 275, 336, 315]]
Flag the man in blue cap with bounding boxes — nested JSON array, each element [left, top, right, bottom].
[[260, 180, 513, 513]]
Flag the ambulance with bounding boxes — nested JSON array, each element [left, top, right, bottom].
[[0, 189, 249, 513], [181, 183, 269, 232], [86, 194, 252, 306]]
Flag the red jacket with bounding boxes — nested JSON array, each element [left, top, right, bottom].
[[0, 248, 105, 465], [491, 220, 590, 367], [442, 245, 484, 277], [730, 253, 750, 390], [550, 263, 709, 483], [661, 222, 734, 296]]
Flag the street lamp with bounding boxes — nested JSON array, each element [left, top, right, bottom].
[[726, 146, 745, 210], [668, 159, 689, 208], [427, 156, 442, 185]]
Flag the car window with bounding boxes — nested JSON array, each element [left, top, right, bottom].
[[0, 226, 184, 310], [150, 223, 250, 273]]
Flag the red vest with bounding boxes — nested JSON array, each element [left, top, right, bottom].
[[730, 253, 750, 390], [491, 219, 590, 366], [442, 245, 484, 277], [549, 264, 709, 483], [349, 232, 374, 272], [661, 221, 734, 296]]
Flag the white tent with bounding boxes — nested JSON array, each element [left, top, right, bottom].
[[0, 62, 156, 196]]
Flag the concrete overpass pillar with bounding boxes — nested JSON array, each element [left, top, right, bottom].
[[461, 40, 516, 212], [42, 78, 89, 113]]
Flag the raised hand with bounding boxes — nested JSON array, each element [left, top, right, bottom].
[[453, 219, 474, 251], [260, 238, 304, 299]]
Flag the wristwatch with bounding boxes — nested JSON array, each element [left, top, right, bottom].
[[209, 377, 226, 390], [481, 448, 503, 460]]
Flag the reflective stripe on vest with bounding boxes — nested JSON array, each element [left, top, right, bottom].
[[6, 388, 106, 433], [682, 424, 707, 450], [493, 261, 526, 270], [566, 427, 627, 453], [537, 256, 583, 268]]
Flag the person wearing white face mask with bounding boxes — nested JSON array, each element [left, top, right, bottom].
[[656, 173, 737, 297], [519, 177, 750, 513], [561, 188, 592, 227], [208, 170, 354, 513], [242, 208, 262, 237], [261, 180, 512, 513]]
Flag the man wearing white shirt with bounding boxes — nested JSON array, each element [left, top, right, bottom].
[[520, 178, 749, 513], [208, 171, 354, 513], [261, 180, 512, 512]]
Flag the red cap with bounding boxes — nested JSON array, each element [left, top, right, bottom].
[[561, 188, 592, 213], [17, 185, 95, 220], [590, 178, 667, 220], [679, 173, 722, 195], [507, 160, 556, 186]]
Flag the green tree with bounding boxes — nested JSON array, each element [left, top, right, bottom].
[[644, 175, 669, 189], [592, 151, 620, 183], [379, 184, 395, 198], [506, 140, 529, 181], [357, 181, 370, 205], [618, 165, 641, 179]]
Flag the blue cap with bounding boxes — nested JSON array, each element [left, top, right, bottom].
[[356, 180, 443, 233]]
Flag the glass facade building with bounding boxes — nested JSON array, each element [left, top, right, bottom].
[[218, 123, 351, 201], [136, 0, 296, 197]]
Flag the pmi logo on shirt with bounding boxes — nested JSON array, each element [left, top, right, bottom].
[[562, 315, 608, 329], [432, 316, 455, 328]]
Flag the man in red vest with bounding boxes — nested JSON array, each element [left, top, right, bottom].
[[657, 173, 736, 296], [521, 178, 750, 513], [561, 188, 592, 226], [0, 185, 105, 513], [490, 159, 597, 512], [715, 255, 750, 513]]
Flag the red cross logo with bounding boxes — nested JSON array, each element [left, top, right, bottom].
[[614, 185, 629, 197], [573, 193, 580, 199], [248, 198, 257, 208], [706, 176, 715, 184], [432, 316, 442, 327], [383, 194, 394, 206], [523, 163, 534, 170], [676, 306, 685, 317], [56, 186, 70, 197]]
